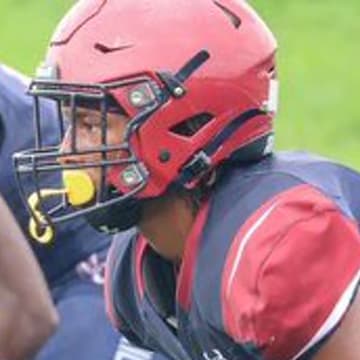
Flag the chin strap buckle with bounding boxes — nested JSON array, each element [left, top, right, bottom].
[[178, 151, 212, 186]]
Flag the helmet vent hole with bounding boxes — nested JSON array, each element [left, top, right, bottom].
[[94, 42, 134, 54], [213, 1, 241, 29], [94, 43, 112, 54], [170, 113, 214, 137]]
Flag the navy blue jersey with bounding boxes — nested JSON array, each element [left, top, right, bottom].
[[106, 152, 360, 360], [0, 64, 111, 284]]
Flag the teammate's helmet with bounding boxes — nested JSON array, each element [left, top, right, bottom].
[[15, 0, 278, 233]]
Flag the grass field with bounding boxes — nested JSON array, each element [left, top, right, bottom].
[[1, 0, 359, 169], [251, 0, 360, 169]]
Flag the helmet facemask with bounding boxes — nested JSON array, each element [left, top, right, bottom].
[[14, 51, 214, 239]]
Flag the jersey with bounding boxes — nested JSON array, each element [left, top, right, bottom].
[[0, 64, 111, 284], [105, 151, 360, 360]]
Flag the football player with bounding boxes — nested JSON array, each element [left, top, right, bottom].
[[0, 195, 58, 360], [13, 1, 360, 359], [0, 64, 168, 360]]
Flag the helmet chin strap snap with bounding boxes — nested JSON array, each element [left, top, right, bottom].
[[28, 170, 95, 244]]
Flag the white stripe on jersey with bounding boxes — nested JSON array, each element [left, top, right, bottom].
[[226, 201, 279, 300], [114, 337, 154, 360], [292, 268, 360, 360]]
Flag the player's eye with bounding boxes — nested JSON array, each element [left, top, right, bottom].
[[83, 121, 100, 133], [78, 114, 99, 132]]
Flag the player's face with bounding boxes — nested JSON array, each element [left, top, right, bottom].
[[59, 107, 129, 191]]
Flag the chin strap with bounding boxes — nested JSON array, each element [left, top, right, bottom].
[[28, 170, 95, 244]]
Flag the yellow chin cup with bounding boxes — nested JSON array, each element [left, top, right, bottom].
[[28, 170, 95, 244]]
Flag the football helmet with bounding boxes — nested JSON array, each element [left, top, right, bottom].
[[14, 0, 278, 237]]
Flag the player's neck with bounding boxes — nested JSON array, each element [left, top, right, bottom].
[[138, 193, 196, 264]]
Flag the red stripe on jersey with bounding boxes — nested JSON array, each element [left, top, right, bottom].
[[221, 184, 360, 360], [177, 200, 210, 311], [104, 242, 122, 329], [135, 235, 148, 299]]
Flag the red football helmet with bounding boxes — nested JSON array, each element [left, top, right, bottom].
[[15, 0, 278, 235]]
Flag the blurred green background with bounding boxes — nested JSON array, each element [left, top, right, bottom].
[[0, 0, 359, 168]]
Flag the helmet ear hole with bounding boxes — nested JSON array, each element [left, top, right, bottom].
[[170, 113, 214, 137]]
